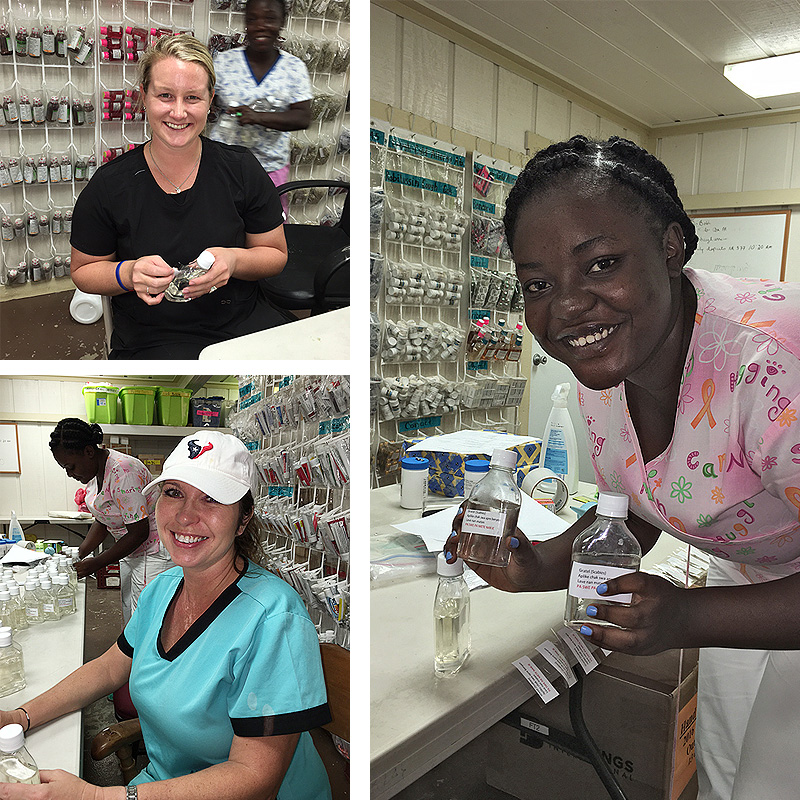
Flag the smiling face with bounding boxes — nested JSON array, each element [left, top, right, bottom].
[[143, 57, 213, 151], [52, 445, 99, 485], [512, 177, 686, 391], [245, 0, 284, 53], [156, 480, 249, 576]]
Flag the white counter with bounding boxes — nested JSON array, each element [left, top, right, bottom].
[[370, 484, 685, 800], [198, 306, 350, 360], [2, 582, 86, 775]]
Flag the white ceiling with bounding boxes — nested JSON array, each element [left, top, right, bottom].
[[414, 0, 800, 127]]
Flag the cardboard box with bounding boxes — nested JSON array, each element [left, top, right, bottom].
[[96, 563, 120, 590], [403, 435, 542, 497], [486, 649, 698, 800], [139, 453, 165, 477]]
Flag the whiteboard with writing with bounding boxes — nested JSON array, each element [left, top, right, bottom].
[[688, 211, 789, 282]]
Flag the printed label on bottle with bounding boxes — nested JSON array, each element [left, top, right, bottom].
[[461, 508, 506, 538], [568, 563, 635, 603]]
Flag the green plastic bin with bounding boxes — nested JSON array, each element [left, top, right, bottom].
[[82, 384, 120, 424], [156, 387, 193, 426], [118, 386, 157, 425]]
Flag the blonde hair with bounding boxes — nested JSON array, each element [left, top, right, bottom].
[[138, 33, 216, 98]]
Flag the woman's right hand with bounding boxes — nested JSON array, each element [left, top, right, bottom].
[[445, 504, 540, 592], [126, 255, 175, 305]]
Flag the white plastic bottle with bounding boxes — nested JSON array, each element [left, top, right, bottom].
[[0, 723, 39, 783], [540, 383, 579, 494], [0, 627, 25, 697], [457, 448, 521, 567], [565, 492, 642, 629], [434, 553, 470, 676], [8, 512, 23, 543]]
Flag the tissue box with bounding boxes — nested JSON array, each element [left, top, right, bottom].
[[403, 436, 541, 497]]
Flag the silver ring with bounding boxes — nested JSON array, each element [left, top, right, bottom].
[[209, 286, 217, 293]]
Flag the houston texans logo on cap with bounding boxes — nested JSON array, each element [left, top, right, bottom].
[[187, 439, 214, 460]]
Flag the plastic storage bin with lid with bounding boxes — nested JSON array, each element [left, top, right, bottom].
[[190, 396, 224, 428], [155, 387, 192, 426], [118, 386, 156, 425], [82, 384, 119, 424]]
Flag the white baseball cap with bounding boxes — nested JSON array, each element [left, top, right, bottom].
[[144, 431, 256, 504]]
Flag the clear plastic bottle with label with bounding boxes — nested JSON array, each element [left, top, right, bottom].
[[0, 724, 39, 783], [434, 553, 470, 676], [457, 448, 521, 567], [0, 628, 25, 697], [565, 492, 641, 629], [54, 575, 75, 616], [38, 578, 60, 622], [7, 586, 26, 631], [0, 591, 13, 631], [23, 581, 43, 626]]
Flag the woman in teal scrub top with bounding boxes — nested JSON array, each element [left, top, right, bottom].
[[0, 431, 331, 800]]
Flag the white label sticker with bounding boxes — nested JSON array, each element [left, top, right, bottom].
[[512, 655, 559, 703], [461, 508, 506, 538], [536, 639, 577, 687], [557, 626, 599, 674], [568, 563, 635, 603]]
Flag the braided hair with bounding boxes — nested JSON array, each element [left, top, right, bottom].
[[503, 135, 698, 264], [49, 418, 104, 454]]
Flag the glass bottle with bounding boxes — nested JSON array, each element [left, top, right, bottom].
[[564, 492, 642, 629], [433, 553, 470, 676], [0, 629, 25, 698], [457, 448, 521, 567], [0, 24, 11, 56], [0, 723, 39, 783], [55, 28, 67, 58], [38, 579, 60, 622], [41, 24, 54, 55], [23, 580, 42, 626]]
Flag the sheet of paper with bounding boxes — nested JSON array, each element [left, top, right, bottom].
[[392, 491, 570, 553], [0, 543, 48, 565], [406, 430, 541, 455]]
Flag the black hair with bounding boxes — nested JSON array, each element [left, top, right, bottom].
[[245, 0, 287, 24], [503, 135, 698, 264], [49, 418, 104, 454]]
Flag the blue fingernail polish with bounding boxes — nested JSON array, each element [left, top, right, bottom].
[[445, 551, 452, 560], [509, 537, 519, 549], [580, 626, 592, 636], [450, 530, 458, 538], [457, 507, 464, 516], [596, 584, 608, 595], [586, 605, 597, 617]]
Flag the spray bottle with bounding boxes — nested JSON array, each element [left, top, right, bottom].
[[540, 383, 578, 494], [8, 513, 23, 543]]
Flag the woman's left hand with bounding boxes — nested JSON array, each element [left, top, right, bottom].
[[0, 769, 98, 799], [577, 571, 689, 656], [183, 248, 235, 300]]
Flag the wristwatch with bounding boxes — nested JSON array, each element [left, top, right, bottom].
[[126, 786, 138, 799]]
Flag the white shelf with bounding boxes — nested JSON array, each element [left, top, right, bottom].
[[103, 424, 231, 437]]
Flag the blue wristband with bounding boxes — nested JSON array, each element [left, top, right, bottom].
[[115, 260, 130, 292]]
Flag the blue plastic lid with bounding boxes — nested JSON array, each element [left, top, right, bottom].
[[401, 456, 429, 471], [465, 459, 490, 473]]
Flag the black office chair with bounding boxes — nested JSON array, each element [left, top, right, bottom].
[[261, 179, 350, 317]]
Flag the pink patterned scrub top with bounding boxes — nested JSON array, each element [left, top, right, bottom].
[[579, 267, 800, 584], [83, 449, 161, 558]]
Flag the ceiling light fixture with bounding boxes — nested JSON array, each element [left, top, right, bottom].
[[724, 52, 800, 98]]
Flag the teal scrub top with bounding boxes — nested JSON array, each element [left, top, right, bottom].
[[118, 562, 332, 799]]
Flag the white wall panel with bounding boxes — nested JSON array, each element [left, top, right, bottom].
[[535, 85, 570, 143], [742, 124, 793, 192], [400, 21, 453, 127], [496, 67, 534, 153], [453, 45, 496, 142], [569, 104, 599, 139], [371, 4, 400, 107], [598, 117, 627, 143], [698, 129, 744, 195], [659, 133, 700, 199]]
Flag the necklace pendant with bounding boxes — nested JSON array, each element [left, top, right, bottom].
[[174, 188, 181, 194]]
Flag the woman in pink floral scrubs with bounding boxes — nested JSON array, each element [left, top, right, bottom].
[[50, 417, 172, 623], [448, 136, 800, 800]]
